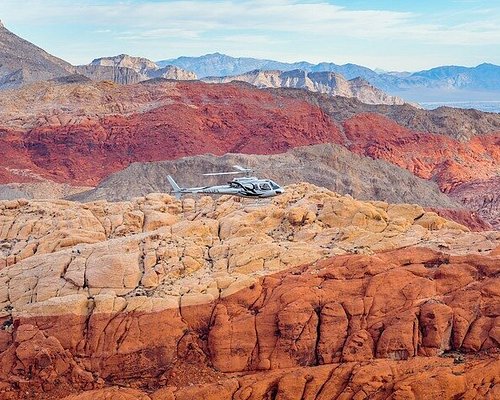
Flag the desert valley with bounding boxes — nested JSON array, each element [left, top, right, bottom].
[[0, 10, 499, 399]]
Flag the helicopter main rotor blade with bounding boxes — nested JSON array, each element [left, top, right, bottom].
[[203, 171, 242, 176], [233, 165, 253, 172]]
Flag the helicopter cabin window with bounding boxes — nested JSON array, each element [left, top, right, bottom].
[[229, 182, 239, 188], [259, 183, 271, 191], [269, 181, 280, 190]]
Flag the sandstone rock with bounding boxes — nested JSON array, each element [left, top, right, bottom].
[[0, 185, 499, 398], [73, 357, 499, 400], [62, 387, 152, 400], [1, 77, 498, 228], [85, 243, 141, 291], [317, 302, 348, 364], [342, 330, 374, 361], [419, 302, 454, 356]]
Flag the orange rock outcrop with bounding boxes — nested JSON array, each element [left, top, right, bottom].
[[343, 113, 500, 193]]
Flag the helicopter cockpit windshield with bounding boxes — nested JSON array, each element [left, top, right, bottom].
[[269, 181, 280, 190]]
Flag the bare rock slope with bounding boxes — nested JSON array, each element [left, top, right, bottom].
[[0, 79, 498, 227], [0, 23, 195, 88], [87, 54, 197, 81], [274, 87, 500, 141], [71, 143, 460, 208], [0, 20, 74, 88]]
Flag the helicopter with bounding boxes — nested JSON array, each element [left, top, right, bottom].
[[167, 165, 284, 199]]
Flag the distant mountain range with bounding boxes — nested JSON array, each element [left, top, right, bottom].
[[0, 23, 405, 106], [158, 52, 379, 81], [89, 54, 196, 81], [160, 53, 500, 103], [0, 22, 195, 88], [1, 20, 498, 107]]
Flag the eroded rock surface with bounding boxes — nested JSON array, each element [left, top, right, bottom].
[[64, 357, 497, 400], [0, 184, 498, 399], [450, 176, 500, 230]]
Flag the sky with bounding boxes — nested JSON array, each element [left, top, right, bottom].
[[1, 0, 499, 71]]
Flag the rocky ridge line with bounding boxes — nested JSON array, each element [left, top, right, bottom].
[[60, 357, 500, 400], [0, 80, 497, 227], [203, 69, 407, 105]]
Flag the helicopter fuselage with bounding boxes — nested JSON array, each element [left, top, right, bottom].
[[168, 176, 284, 199]]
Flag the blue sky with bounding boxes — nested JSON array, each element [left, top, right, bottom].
[[1, 0, 499, 71]]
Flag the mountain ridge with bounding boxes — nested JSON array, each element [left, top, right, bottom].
[[0, 79, 498, 227], [0, 24, 196, 89], [2, 22, 498, 107], [160, 52, 500, 102], [68, 143, 459, 208], [203, 69, 407, 105], [0, 22, 401, 106], [0, 21, 75, 88], [89, 53, 197, 81]]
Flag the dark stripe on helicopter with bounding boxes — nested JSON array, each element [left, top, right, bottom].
[[232, 181, 260, 194], [239, 191, 264, 197]]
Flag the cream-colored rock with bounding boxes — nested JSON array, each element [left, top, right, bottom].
[[143, 210, 178, 231], [93, 294, 127, 313], [0, 183, 493, 318], [85, 242, 141, 289], [14, 294, 90, 317]]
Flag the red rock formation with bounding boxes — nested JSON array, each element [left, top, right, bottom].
[[1, 82, 498, 195], [450, 177, 500, 229], [427, 207, 493, 231], [0, 246, 498, 399], [58, 357, 500, 400], [343, 113, 500, 192], [0, 82, 342, 185]]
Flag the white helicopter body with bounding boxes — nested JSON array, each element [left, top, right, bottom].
[[167, 166, 284, 199]]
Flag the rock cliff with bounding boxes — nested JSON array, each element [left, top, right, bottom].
[[88, 54, 197, 81]]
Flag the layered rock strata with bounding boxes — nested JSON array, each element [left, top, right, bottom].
[[0, 81, 498, 229], [67, 144, 494, 231], [62, 357, 500, 400], [0, 80, 497, 193]]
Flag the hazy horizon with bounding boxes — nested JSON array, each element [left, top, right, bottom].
[[1, 0, 499, 71]]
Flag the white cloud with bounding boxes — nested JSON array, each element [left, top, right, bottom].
[[1, 0, 499, 69], [3, 0, 498, 44]]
